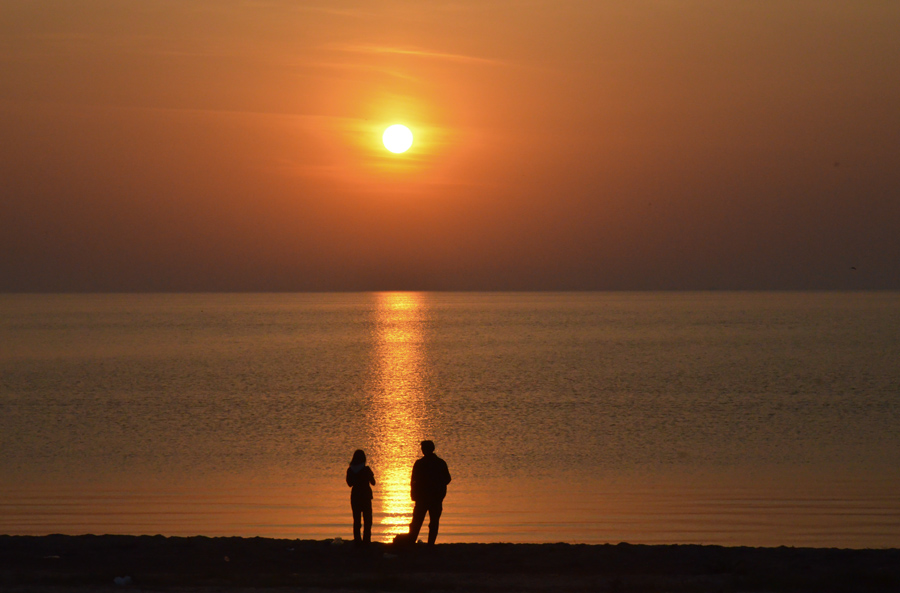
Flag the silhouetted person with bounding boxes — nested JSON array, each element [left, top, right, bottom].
[[346, 449, 376, 544], [407, 440, 451, 546]]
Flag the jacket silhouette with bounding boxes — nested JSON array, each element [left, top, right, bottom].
[[407, 440, 451, 545], [346, 449, 376, 544]]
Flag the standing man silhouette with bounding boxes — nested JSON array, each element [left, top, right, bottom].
[[407, 440, 452, 546]]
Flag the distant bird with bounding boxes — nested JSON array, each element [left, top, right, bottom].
[[850, 266, 857, 271]]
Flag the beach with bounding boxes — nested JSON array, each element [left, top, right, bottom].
[[2, 535, 898, 592]]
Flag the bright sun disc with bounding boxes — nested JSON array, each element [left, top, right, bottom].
[[383, 124, 413, 153]]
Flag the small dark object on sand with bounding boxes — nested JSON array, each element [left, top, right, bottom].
[[392, 533, 416, 546]]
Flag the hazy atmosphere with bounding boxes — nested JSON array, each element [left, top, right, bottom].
[[2, 1, 898, 291]]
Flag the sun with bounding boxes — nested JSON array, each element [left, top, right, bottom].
[[382, 124, 413, 154]]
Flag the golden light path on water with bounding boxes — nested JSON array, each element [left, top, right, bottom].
[[369, 292, 429, 542]]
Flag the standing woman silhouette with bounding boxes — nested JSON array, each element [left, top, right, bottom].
[[346, 449, 376, 544]]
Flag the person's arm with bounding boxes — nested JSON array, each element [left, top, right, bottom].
[[368, 467, 376, 486], [443, 460, 452, 485], [346, 468, 354, 487]]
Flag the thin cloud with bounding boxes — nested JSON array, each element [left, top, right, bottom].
[[295, 59, 418, 81], [9, 99, 349, 125], [237, 1, 371, 18], [333, 44, 506, 66]]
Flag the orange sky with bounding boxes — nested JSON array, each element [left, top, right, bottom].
[[2, 1, 898, 290]]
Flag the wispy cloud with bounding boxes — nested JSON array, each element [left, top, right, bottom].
[[232, 1, 371, 18], [333, 44, 506, 66], [292, 57, 418, 80]]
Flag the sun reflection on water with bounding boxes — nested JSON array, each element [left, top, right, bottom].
[[370, 292, 429, 541]]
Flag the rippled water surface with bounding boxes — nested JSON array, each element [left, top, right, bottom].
[[1, 292, 899, 547]]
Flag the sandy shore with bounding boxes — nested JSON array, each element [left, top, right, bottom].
[[1, 535, 898, 592]]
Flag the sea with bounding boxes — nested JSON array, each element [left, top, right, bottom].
[[1, 292, 898, 548]]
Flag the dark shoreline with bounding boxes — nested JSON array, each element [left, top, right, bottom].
[[2, 534, 898, 592]]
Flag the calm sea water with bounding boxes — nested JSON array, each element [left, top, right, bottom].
[[1, 292, 898, 548]]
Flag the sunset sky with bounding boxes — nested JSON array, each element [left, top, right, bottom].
[[2, 1, 898, 291]]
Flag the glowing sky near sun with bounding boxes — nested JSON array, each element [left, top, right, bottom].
[[1, 1, 898, 291]]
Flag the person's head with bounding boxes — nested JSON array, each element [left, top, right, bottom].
[[420, 440, 435, 455], [350, 449, 366, 466]]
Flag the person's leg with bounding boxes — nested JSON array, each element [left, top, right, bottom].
[[351, 500, 362, 542], [408, 501, 427, 542], [362, 500, 373, 543], [426, 501, 443, 545]]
